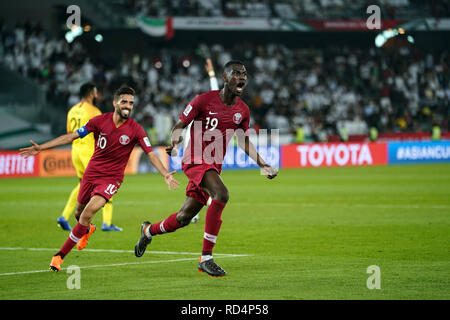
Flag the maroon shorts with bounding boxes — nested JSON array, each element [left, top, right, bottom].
[[183, 164, 220, 206], [78, 180, 120, 205]]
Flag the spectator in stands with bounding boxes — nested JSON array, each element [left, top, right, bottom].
[[0, 18, 448, 142]]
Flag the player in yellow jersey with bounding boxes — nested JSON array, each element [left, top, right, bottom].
[[56, 83, 122, 232]]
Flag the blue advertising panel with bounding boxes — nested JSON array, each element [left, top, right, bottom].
[[388, 141, 450, 164]]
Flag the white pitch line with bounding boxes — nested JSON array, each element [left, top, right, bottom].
[[0, 247, 249, 257], [0, 257, 199, 276], [0, 255, 246, 277], [0, 247, 250, 276]]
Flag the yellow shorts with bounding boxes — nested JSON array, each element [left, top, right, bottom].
[[72, 149, 93, 179]]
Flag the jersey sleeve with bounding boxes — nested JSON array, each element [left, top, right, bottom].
[[179, 94, 202, 125], [80, 115, 100, 137], [136, 124, 153, 153]]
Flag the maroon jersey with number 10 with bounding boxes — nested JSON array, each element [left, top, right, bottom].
[[81, 112, 153, 183]]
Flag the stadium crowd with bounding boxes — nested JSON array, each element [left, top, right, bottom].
[[0, 21, 449, 144], [123, 0, 450, 19]]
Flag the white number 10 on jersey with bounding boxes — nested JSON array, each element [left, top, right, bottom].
[[104, 184, 118, 195], [97, 135, 107, 149]]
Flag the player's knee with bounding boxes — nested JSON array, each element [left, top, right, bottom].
[[80, 206, 97, 223], [213, 187, 229, 204], [74, 207, 83, 221], [79, 213, 93, 225], [80, 210, 92, 220]]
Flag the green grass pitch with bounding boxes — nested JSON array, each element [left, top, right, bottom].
[[0, 164, 449, 300]]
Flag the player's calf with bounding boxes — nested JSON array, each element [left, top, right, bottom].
[[176, 210, 199, 227]]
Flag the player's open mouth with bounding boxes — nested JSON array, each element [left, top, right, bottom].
[[236, 82, 245, 93]]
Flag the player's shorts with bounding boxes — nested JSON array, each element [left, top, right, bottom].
[[72, 149, 93, 179], [78, 180, 121, 205], [183, 164, 220, 206]]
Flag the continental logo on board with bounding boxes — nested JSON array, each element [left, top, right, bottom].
[[38, 147, 145, 177], [39, 149, 76, 177]]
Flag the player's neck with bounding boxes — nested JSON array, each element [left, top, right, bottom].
[[219, 88, 236, 106], [82, 97, 93, 105], [113, 111, 128, 128]]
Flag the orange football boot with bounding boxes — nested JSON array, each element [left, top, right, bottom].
[[76, 224, 96, 250], [49, 255, 64, 272]]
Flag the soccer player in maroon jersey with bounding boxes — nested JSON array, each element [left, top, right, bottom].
[[134, 61, 278, 277], [19, 86, 179, 272]]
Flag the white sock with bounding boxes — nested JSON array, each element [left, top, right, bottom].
[[201, 255, 213, 262]]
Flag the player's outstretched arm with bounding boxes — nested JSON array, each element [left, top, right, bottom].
[[237, 134, 278, 179], [147, 151, 180, 190], [19, 132, 80, 158]]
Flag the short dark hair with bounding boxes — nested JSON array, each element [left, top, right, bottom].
[[114, 85, 135, 101], [223, 60, 245, 71], [79, 82, 96, 99]]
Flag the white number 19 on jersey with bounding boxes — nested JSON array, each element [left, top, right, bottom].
[[205, 117, 218, 131]]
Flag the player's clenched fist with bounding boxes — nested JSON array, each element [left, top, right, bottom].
[[166, 135, 183, 157], [262, 164, 278, 179]]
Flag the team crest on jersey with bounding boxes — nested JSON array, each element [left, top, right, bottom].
[[233, 113, 242, 124], [119, 135, 130, 145]]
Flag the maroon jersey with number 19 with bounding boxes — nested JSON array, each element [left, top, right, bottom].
[[82, 112, 153, 184], [179, 90, 250, 173]]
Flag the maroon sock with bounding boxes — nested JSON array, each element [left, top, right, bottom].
[[57, 222, 89, 258], [202, 199, 226, 256], [150, 212, 181, 235]]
